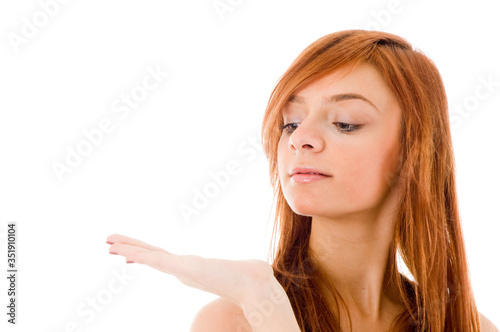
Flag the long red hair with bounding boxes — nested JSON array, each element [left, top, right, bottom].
[[261, 30, 480, 331]]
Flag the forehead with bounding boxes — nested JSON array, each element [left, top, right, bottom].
[[283, 63, 398, 114]]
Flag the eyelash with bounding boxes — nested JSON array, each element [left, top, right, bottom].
[[280, 122, 362, 135]]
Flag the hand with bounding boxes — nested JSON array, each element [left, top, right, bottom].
[[105, 234, 301, 331]]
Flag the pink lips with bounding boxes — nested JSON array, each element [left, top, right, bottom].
[[290, 167, 332, 183]]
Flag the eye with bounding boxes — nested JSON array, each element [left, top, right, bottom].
[[334, 122, 361, 133], [280, 122, 361, 135], [280, 123, 298, 135]]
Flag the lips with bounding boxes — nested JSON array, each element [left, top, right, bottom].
[[290, 167, 332, 177], [290, 167, 332, 183]]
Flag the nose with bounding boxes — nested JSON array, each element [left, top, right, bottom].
[[287, 120, 325, 153]]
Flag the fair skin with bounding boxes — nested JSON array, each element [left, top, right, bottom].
[[106, 62, 498, 331], [277, 62, 404, 331]]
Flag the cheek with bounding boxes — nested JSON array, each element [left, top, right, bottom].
[[277, 140, 288, 183], [339, 141, 398, 204], [277, 139, 284, 168]]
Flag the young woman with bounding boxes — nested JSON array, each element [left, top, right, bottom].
[[106, 30, 499, 331]]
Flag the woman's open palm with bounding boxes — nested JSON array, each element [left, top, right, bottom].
[[105, 234, 290, 314]]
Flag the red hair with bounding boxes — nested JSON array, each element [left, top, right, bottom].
[[261, 30, 480, 331]]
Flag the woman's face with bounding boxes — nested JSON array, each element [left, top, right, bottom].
[[277, 62, 402, 219]]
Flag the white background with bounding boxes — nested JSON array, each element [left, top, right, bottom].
[[0, 0, 499, 331]]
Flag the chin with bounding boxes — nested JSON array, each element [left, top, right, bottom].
[[287, 199, 328, 217], [287, 197, 363, 220]]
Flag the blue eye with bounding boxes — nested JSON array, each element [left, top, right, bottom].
[[280, 122, 361, 134]]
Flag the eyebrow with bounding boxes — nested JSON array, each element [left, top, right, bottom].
[[287, 93, 380, 112]]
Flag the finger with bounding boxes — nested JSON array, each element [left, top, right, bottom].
[[106, 234, 170, 254], [125, 251, 189, 274], [125, 252, 217, 288], [108, 243, 153, 257]]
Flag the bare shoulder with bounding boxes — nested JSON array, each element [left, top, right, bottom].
[[190, 297, 252, 332], [480, 312, 500, 332]]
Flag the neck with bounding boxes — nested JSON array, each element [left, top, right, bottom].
[[307, 198, 403, 322]]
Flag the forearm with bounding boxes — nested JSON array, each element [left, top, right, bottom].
[[241, 278, 301, 332]]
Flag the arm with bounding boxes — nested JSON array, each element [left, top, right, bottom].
[[106, 234, 301, 332], [240, 278, 301, 332], [480, 312, 500, 332], [190, 279, 300, 332], [190, 298, 252, 332]]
